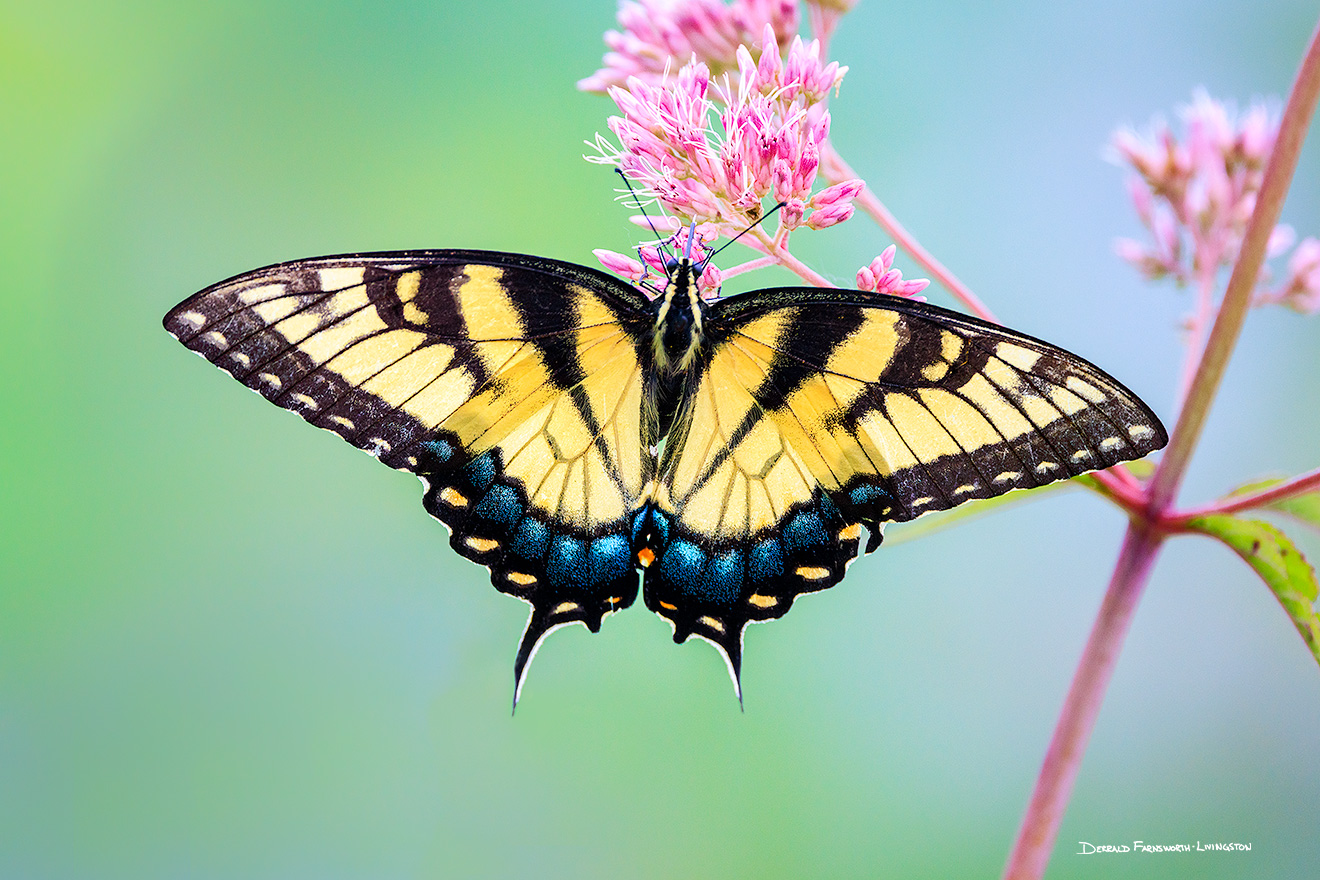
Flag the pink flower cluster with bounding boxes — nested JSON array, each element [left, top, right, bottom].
[[1111, 90, 1319, 313], [856, 245, 930, 300], [588, 24, 855, 233], [578, 0, 800, 93]]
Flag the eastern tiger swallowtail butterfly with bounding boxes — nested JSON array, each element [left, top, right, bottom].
[[164, 246, 1166, 705]]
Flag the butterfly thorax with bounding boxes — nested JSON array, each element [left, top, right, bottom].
[[651, 259, 706, 372], [649, 259, 708, 434]]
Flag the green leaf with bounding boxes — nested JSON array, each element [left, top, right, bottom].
[[1273, 491, 1320, 530], [1121, 457, 1157, 481], [1185, 513, 1320, 666], [1222, 476, 1320, 531]]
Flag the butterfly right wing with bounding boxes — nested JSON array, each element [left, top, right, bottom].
[[639, 287, 1166, 693]]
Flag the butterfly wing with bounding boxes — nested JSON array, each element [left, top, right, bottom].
[[164, 251, 656, 699], [640, 288, 1167, 690]]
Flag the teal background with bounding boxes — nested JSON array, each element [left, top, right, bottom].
[[3, 1, 1319, 877]]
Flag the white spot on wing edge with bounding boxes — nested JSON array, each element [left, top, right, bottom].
[[178, 310, 206, 329]]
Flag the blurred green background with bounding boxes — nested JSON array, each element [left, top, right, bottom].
[[3, 1, 1318, 877]]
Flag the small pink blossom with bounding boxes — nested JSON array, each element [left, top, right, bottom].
[[593, 248, 647, 283], [578, 0, 800, 93], [805, 201, 853, 229], [779, 197, 805, 228], [809, 178, 863, 208], [856, 246, 930, 299], [697, 262, 723, 299]]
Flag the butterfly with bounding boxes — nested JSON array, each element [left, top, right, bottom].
[[164, 244, 1167, 705]]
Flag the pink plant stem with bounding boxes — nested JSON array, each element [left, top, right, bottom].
[[819, 143, 999, 323], [720, 256, 779, 279], [749, 230, 833, 286], [1003, 19, 1320, 879], [1002, 522, 1165, 880], [1168, 466, 1320, 524]]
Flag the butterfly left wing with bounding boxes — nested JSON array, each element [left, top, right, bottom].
[[164, 251, 657, 700], [639, 288, 1167, 693]]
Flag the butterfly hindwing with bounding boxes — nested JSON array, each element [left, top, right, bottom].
[[164, 251, 658, 695], [640, 288, 1168, 680]]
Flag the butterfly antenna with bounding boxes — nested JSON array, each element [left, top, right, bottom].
[[699, 201, 788, 274], [614, 168, 676, 285]]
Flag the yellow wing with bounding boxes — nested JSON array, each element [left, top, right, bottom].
[[164, 250, 658, 697], [639, 289, 1167, 683]]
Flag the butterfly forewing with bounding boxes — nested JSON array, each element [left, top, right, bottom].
[[164, 251, 659, 692]]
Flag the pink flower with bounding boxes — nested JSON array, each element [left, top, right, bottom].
[[1114, 90, 1318, 316], [579, 0, 800, 94], [1111, 90, 1282, 286], [856, 246, 930, 299], [593, 248, 647, 283], [590, 23, 848, 231]]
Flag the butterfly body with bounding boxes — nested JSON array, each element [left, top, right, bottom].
[[165, 249, 1166, 704]]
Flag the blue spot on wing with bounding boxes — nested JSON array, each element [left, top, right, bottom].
[[701, 551, 744, 605], [749, 539, 783, 582], [421, 438, 454, 463], [658, 540, 703, 585], [783, 511, 825, 552], [590, 535, 631, 582], [473, 485, 522, 527], [510, 518, 549, 559], [546, 536, 586, 587], [850, 484, 885, 506], [464, 454, 497, 492]]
